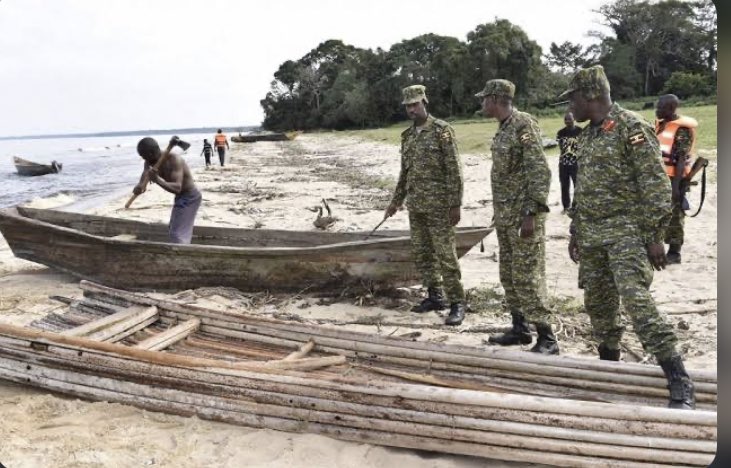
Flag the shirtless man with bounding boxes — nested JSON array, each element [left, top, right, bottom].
[[133, 136, 202, 244]]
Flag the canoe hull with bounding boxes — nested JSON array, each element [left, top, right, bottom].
[[0, 207, 491, 292], [13, 156, 62, 176], [232, 132, 298, 143]]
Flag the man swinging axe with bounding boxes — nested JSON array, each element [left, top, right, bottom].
[[130, 136, 202, 244]]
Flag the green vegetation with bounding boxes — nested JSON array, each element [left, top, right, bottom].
[[261, 0, 716, 132], [342, 104, 717, 158]]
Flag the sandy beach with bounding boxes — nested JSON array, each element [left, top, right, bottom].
[[0, 134, 717, 467]]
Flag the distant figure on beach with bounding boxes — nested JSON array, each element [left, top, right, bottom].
[[201, 139, 214, 167], [214, 129, 230, 166], [556, 111, 581, 214], [134, 137, 202, 244], [655, 94, 698, 264]]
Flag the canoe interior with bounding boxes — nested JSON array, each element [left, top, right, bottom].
[[12, 206, 484, 248]]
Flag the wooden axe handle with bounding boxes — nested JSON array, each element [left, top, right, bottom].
[[124, 142, 177, 209]]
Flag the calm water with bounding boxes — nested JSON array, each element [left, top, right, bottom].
[[0, 132, 216, 210]]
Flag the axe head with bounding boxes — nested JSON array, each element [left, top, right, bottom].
[[170, 136, 191, 151]]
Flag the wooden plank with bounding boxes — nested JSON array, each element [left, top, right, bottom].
[[86, 306, 158, 342], [62, 305, 155, 337], [134, 319, 200, 351]]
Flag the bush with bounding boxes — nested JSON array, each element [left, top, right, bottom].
[[661, 72, 714, 99]]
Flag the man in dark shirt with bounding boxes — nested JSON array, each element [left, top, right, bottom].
[[200, 139, 214, 167], [556, 112, 582, 213]]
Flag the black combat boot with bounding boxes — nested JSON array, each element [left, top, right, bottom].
[[488, 312, 532, 345], [411, 287, 447, 313], [666, 244, 682, 264], [530, 323, 559, 355], [598, 343, 621, 361], [659, 355, 696, 409], [445, 302, 465, 326]]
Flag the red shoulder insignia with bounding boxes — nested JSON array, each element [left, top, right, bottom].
[[602, 119, 616, 132]]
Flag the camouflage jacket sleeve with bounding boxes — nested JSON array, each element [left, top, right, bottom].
[[626, 120, 672, 244], [517, 118, 551, 214], [391, 134, 409, 207], [438, 125, 463, 207]]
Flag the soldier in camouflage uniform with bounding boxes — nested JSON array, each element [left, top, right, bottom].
[[562, 66, 695, 409], [476, 79, 558, 355], [384, 85, 467, 326], [655, 94, 697, 264]]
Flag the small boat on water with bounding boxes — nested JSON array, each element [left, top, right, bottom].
[[0, 281, 717, 466], [13, 156, 63, 176], [232, 131, 300, 143], [0, 206, 491, 292]]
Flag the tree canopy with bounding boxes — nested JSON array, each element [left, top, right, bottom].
[[260, 0, 716, 131]]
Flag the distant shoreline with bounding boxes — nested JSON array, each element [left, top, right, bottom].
[[0, 125, 258, 141]]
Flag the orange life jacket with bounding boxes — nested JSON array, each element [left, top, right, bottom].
[[214, 133, 227, 147], [655, 116, 697, 178]]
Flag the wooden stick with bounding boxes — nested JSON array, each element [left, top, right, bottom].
[[134, 318, 200, 351], [0, 343, 714, 440], [62, 305, 155, 337], [282, 338, 315, 361], [0, 359, 714, 466], [80, 282, 718, 382], [0, 323, 716, 427], [85, 306, 158, 342]]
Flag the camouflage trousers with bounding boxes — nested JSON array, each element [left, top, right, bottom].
[[664, 200, 685, 246], [579, 236, 678, 360], [408, 210, 465, 303], [495, 215, 551, 324]]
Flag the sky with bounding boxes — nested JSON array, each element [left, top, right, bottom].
[[0, 0, 611, 136]]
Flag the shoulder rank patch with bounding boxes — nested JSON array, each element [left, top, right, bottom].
[[519, 132, 532, 144], [602, 119, 616, 132], [628, 132, 646, 146], [440, 130, 453, 143]]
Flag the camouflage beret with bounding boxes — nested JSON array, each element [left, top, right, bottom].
[[558, 65, 611, 100], [401, 85, 428, 105], [475, 79, 515, 99]]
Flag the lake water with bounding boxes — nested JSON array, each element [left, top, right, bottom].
[[0, 132, 219, 210]]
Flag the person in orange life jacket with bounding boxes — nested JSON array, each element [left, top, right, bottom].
[[214, 129, 230, 167], [200, 139, 214, 167], [655, 95, 697, 264], [556, 112, 581, 213]]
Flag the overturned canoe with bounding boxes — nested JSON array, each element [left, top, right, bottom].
[[0, 281, 718, 466], [232, 131, 299, 143], [13, 156, 62, 176], [0, 206, 491, 292]]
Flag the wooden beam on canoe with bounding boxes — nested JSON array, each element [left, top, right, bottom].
[[62, 306, 159, 343], [134, 319, 200, 351]]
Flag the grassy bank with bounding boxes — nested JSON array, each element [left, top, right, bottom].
[[340, 104, 717, 158]]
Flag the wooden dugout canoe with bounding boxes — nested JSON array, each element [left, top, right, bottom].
[[0, 206, 491, 292], [0, 281, 718, 466], [13, 156, 62, 176], [231, 131, 299, 143]]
